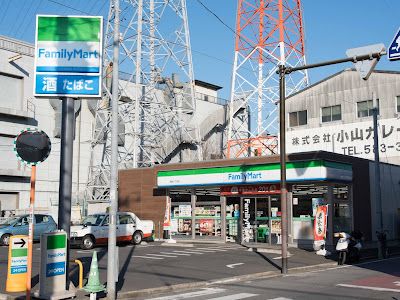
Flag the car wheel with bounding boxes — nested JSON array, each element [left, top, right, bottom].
[[1, 234, 12, 246], [131, 231, 143, 245], [81, 235, 95, 250]]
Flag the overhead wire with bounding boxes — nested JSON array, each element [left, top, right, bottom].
[[0, 0, 11, 24], [20, 0, 44, 41], [13, 0, 35, 40], [8, 0, 25, 38], [196, 0, 236, 35]]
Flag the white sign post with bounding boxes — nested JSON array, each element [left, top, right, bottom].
[[34, 15, 103, 97]]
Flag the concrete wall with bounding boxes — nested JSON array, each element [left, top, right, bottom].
[[369, 162, 400, 241], [285, 69, 400, 165]]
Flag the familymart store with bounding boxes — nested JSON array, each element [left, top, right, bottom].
[[157, 158, 353, 247]]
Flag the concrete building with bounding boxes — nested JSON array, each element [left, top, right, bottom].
[[0, 34, 231, 220], [118, 151, 400, 247], [285, 69, 400, 165]]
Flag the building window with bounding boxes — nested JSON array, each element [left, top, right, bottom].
[[397, 96, 400, 113], [289, 110, 307, 127], [322, 105, 341, 122], [357, 99, 379, 118]]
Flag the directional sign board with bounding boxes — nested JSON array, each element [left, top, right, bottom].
[[388, 27, 400, 61], [346, 44, 386, 80], [34, 15, 103, 97], [6, 235, 28, 292]]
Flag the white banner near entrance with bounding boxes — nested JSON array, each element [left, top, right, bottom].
[[286, 118, 400, 160]]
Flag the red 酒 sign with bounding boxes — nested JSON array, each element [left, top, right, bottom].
[[220, 184, 280, 195], [200, 219, 213, 233]]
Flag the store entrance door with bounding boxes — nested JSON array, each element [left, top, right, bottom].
[[241, 196, 281, 244]]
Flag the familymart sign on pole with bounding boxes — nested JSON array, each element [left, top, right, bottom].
[[34, 15, 103, 97]]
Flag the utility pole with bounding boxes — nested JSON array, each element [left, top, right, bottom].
[[107, 0, 120, 298], [372, 91, 383, 259], [58, 97, 75, 289], [278, 47, 386, 273], [279, 64, 288, 274]]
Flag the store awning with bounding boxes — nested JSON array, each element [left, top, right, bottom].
[[157, 160, 352, 187]]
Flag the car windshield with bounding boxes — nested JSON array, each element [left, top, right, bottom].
[[81, 214, 105, 226], [0, 216, 21, 225]]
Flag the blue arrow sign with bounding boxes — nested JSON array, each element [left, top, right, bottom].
[[388, 27, 400, 61]]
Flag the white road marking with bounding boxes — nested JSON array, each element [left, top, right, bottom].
[[148, 288, 226, 300], [337, 283, 400, 293], [160, 252, 191, 256], [147, 253, 178, 258], [267, 298, 293, 300], [173, 250, 204, 255], [272, 255, 291, 260], [208, 293, 258, 300], [197, 247, 227, 251], [185, 249, 215, 253], [133, 255, 164, 260], [227, 263, 244, 268]]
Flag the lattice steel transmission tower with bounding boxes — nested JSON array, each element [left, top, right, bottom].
[[227, 0, 308, 158], [86, 0, 202, 202]]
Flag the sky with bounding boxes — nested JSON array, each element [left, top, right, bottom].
[[0, 0, 399, 100]]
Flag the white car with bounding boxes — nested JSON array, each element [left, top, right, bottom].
[[70, 212, 154, 250]]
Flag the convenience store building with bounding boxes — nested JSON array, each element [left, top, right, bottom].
[[118, 151, 400, 248]]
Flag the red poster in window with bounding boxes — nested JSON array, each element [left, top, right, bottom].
[[313, 205, 328, 244], [200, 219, 213, 233]]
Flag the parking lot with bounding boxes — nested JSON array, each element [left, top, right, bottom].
[[0, 240, 336, 297]]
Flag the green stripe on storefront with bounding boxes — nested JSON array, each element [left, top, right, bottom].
[[11, 248, 27, 257], [158, 160, 350, 177], [47, 235, 66, 250], [37, 17, 100, 41]]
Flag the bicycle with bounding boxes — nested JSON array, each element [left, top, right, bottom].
[[376, 230, 389, 259]]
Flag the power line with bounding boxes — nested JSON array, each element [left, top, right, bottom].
[[0, 0, 11, 24], [21, 0, 44, 40], [13, 0, 35, 40], [196, 0, 236, 34], [47, 0, 92, 15], [8, 0, 25, 37]]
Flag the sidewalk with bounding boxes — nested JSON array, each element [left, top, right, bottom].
[[1, 240, 399, 300]]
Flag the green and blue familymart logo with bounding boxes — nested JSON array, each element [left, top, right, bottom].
[[46, 234, 66, 278], [34, 15, 103, 97]]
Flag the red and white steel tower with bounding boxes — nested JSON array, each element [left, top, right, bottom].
[[227, 0, 308, 158]]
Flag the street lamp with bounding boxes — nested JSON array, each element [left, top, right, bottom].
[[277, 44, 386, 274]]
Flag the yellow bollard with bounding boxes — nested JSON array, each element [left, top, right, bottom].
[[6, 235, 29, 292], [70, 259, 83, 289]]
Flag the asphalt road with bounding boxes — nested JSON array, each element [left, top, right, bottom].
[[133, 256, 400, 300], [0, 240, 335, 298]]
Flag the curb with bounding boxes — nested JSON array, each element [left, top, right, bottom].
[[114, 261, 338, 299], [248, 247, 291, 255]]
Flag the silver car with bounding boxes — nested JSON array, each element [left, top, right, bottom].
[[0, 214, 57, 246]]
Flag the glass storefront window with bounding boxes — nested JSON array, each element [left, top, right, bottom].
[[226, 197, 240, 242], [334, 202, 352, 233], [195, 202, 221, 238]]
